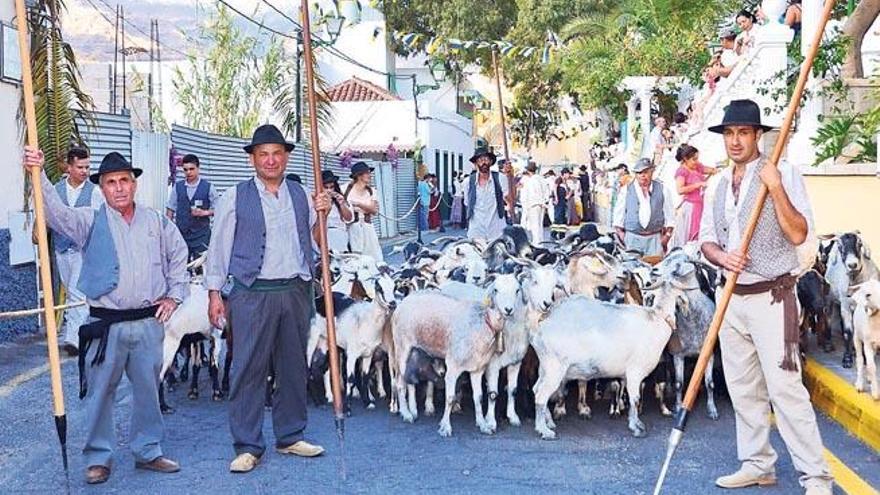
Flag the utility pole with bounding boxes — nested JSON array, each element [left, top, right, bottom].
[[149, 19, 155, 130], [121, 5, 127, 112], [295, 30, 303, 143], [112, 4, 119, 113]]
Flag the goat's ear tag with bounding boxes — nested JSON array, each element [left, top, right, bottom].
[[482, 296, 491, 307], [589, 258, 603, 271]]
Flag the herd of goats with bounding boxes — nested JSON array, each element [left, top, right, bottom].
[[157, 223, 880, 440]]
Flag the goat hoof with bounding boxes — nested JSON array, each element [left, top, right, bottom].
[[401, 413, 416, 424], [508, 415, 521, 427], [482, 421, 497, 435], [843, 356, 854, 369], [538, 429, 557, 440], [450, 403, 462, 415], [212, 391, 224, 401], [630, 422, 647, 438], [438, 424, 452, 437], [160, 405, 175, 415], [366, 403, 376, 410], [660, 408, 673, 417], [188, 390, 199, 400], [424, 406, 436, 417], [707, 409, 720, 421]]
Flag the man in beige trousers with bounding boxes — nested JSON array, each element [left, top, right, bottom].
[[699, 99, 833, 495]]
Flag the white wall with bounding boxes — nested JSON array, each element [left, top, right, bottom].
[[0, 2, 24, 230]]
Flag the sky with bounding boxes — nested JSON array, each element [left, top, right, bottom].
[[63, 0, 306, 62]]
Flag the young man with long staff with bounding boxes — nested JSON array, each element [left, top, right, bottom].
[[651, 2, 837, 493]]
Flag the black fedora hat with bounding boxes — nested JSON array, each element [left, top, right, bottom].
[[708, 99, 774, 134], [349, 161, 374, 179], [244, 124, 295, 154], [469, 146, 497, 165], [322, 170, 340, 183], [89, 152, 142, 184]]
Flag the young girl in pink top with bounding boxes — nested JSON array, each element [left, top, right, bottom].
[[672, 144, 715, 247]]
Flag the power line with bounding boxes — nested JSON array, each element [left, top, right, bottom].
[[91, 0, 190, 59]]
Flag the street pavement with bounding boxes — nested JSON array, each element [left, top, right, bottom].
[[0, 227, 877, 494]]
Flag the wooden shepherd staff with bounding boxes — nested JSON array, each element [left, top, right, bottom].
[[652, 2, 838, 494], [491, 48, 516, 222], [299, 0, 346, 440], [14, 0, 70, 483]]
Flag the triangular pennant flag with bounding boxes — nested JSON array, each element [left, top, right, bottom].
[[521, 46, 536, 57], [541, 46, 551, 64], [447, 38, 464, 50], [426, 37, 443, 54]]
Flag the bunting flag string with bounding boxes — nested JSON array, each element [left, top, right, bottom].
[[392, 32, 559, 63]]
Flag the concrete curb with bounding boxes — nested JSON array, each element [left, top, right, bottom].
[[803, 358, 880, 453]]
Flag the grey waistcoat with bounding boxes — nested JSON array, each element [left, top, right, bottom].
[[713, 161, 798, 279], [229, 178, 313, 287], [54, 179, 95, 253], [623, 181, 665, 233]]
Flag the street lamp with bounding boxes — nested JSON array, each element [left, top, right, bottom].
[[323, 15, 345, 43], [429, 60, 447, 85]]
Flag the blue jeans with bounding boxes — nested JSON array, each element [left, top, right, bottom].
[[418, 204, 429, 231]]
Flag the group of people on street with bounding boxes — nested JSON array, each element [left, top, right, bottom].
[[20, 97, 834, 494]]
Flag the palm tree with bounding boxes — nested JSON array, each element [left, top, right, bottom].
[[26, 0, 94, 182]]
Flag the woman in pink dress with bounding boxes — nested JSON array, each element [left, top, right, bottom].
[[671, 144, 715, 247]]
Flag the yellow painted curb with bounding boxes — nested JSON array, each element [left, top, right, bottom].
[[803, 358, 880, 453], [823, 449, 879, 495]]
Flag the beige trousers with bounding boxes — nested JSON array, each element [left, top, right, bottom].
[[719, 290, 833, 488]]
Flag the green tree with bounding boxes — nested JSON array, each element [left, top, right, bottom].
[[26, 0, 94, 181], [558, 0, 736, 119]]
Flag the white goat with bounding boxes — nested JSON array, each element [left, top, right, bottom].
[[484, 263, 566, 431], [531, 289, 678, 439], [160, 255, 224, 407], [308, 272, 397, 412], [852, 278, 880, 399], [391, 291, 506, 437]]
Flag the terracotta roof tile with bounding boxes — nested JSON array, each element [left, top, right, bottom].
[[325, 76, 402, 102]]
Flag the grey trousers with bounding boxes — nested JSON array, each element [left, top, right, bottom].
[[82, 317, 165, 467], [624, 231, 663, 257], [228, 279, 313, 457]]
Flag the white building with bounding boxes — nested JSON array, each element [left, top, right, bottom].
[[314, 1, 473, 195]]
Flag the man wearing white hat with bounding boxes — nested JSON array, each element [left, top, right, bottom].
[[612, 157, 675, 256]]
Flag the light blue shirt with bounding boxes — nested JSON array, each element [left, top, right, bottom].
[[418, 180, 431, 207]]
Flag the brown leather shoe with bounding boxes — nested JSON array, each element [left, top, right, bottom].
[[135, 456, 180, 473], [85, 465, 110, 484]]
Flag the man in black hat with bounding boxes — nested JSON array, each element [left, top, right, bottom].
[[24, 147, 188, 484], [463, 147, 509, 241], [165, 153, 219, 260], [205, 124, 331, 474], [698, 99, 832, 494], [612, 157, 675, 256]]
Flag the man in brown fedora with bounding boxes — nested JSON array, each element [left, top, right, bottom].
[[205, 124, 331, 474], [699, 99, 832, 495], [23, 147, 188, 484]]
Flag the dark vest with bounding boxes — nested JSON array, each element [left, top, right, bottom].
[[174, 179, 212, 238], [623, 181, 665, 233], [54, 179, 96, 253], [467, 171, 506, 221], [228, 178, 313, 287]]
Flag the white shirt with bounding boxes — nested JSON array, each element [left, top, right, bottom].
[[205, 177, 317, 290], [519, 174, 546, 209], [612, 181, 676, 231], [165, 178, 221, 212], [65, 177, 104, 208], [720, 48, 740, 69], [699, 156, 814, 283], [464, 173, 509, 241]]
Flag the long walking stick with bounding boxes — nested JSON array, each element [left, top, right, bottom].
[[491, 49, 516, 221], [298, 0, 346, 470], [14, 0, 70, 486], [652, 3, 837, 494]]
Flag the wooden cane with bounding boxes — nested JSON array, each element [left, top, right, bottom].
[[653, 3, 837, 494], [299, 0, 346, 442], [14, 0, 70, 482], [491, 49, 516, 221]]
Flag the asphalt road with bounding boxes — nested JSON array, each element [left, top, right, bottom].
[[0, 228, 877, 494]]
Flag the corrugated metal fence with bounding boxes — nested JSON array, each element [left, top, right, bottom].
[[73, 118, 417, 238]]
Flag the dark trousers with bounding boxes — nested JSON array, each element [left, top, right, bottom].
[[227, 278, 313, 456]]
